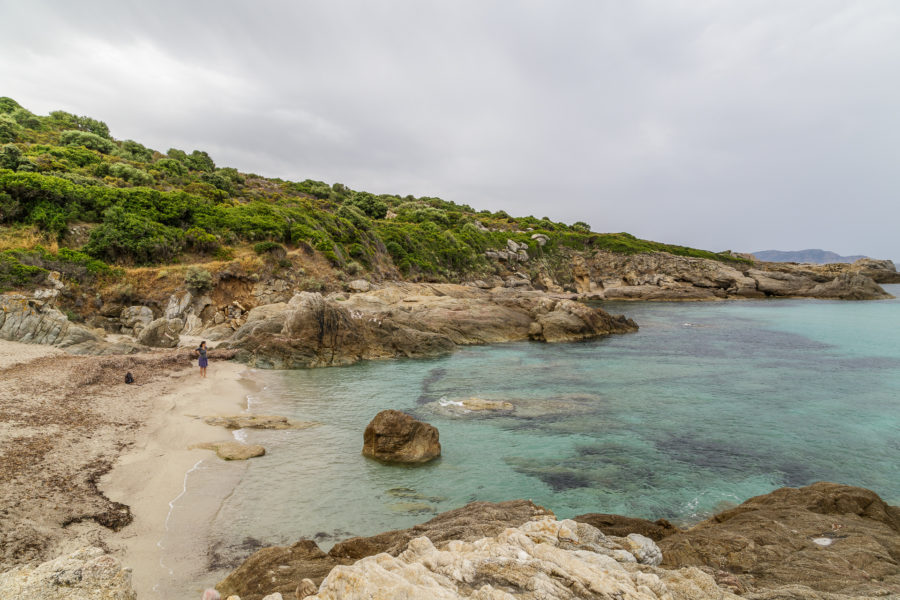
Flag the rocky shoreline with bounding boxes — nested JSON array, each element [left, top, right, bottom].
[[2, 251, 897, 370]]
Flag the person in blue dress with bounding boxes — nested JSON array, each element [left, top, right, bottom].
[[195, 341, 209, 378]]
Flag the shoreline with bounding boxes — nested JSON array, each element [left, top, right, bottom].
[[99, 359, 258, 599]]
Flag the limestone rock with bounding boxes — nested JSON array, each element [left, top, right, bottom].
[[658, 481, 900, 596], [203, 415, 317, 430], [0, 293, 107, 353], [295, 579, 317, 599], [137, 317, 181, 348], [0, 546, 136, 600], [191, 441, 266, 460], [362, 410, 440, 464], [217, 500, 553, 600], [306, 519, 693, 600], [531, 233, 549, 246], [806, 272, 892, 300]]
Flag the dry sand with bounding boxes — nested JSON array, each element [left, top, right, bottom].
[[0, 339, 255, 598]]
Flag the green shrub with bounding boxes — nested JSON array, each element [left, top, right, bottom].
[[85, 206, 184, 263], [345, 192, 388, 219], [0, 115, 22, 143], [0, 144, 23, 170], [185, 226, 219, 252], [60, 130, 116, 154], [184, 266, 213, 293], [571, 221, 591, 233], [0, 251, 48, 291], [154, 157, 187, 177], [116, 139, 153, 162], [253, 241, 286, 255]]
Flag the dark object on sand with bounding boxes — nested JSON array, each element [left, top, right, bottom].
[[124, 372, 134, 384]]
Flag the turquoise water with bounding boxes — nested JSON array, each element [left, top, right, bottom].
[[195, 286, 900, 573]]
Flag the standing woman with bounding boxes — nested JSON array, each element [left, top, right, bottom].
[[196, 341, 209, 378]]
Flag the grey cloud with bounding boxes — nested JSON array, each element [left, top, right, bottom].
[[1, 0, 898, 258]]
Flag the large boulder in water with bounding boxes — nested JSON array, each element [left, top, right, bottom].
[[362, 409, 440, 464], [658, 482, 900, 596]]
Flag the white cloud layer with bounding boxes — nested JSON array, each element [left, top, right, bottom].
[[1, 0, 898, 258]]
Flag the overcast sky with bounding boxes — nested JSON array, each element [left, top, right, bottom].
[[2, 1, 898, 259]]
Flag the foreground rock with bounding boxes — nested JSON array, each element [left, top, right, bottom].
[[362, 410, 441, 464], [0, 546, 136, 600], [223, 284, 637, 368], [190, 441, 266, 461], [217, 500, 552, 600], [659, 482, 900, 597]]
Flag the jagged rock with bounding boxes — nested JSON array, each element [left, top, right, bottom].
[[659, 482, 900, 596], [573, 513, 680, 542], [304, 519, 704, 600], [191, 440, 266, 460], [0, 546, 136, 600], [806, 272, 893, 300], [506, 239, 520, 252], [136, 317, 181, 348], [203, 415, 317, 430], [164, 291, 192, 319], [217, 500, 553, 600], [362, 410, 440, 464], [851, 258, 900, 283], [119, 305, 153, 335], [0, 293, 105, 352]]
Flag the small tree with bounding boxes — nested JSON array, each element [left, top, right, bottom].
[[572, 221, 591, 233]]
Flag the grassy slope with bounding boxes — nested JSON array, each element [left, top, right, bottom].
[[0, 96, 747, 293]]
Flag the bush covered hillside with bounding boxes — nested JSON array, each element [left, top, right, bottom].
[[0, 97, 745, 291]]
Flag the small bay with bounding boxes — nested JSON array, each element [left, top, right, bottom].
[[178, 285, 900, 586]]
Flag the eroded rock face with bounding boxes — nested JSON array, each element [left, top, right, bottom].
[[362, 410, 440, 464], [0, 546, 136, 600], [573, 513, 680, 542], [658, 482, 900, 596], [217, 500, 552, 600], [224, 285, 637, 369]]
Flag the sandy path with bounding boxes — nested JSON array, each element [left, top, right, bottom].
[[0, 340, 250, 598]]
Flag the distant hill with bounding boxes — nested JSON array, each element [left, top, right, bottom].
[[752, 249, 867, 264]]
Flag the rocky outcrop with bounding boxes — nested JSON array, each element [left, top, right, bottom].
[[362, 410, 441, 464], [0, 546, 136, 600], [658, 482, 900, 597], [240, 518, 732, 600], [136, 317, 182, 347], [586, 251, 893, 301], [0, 293, 139, 354], [224, 285, 637, 368], [217, 500, 553, 600]]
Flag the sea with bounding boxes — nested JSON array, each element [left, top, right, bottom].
[[157, 284, 900, 597]]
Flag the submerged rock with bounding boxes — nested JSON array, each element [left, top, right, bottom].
[[0, 546, 136, 600], [203, 415, 317, 430], [362, 410, 441, 464], [573, 513, 680, 542], [191, 441, 266, 461]]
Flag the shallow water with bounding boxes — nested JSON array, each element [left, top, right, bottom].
[[165, 285, 900, 594]]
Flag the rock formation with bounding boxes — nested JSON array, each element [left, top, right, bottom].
[[190, 441, 266, 460], [224, 284, 638, 368], [216, 500, 552, 600], [0, 546, 136, 600], [572, 513, 680, 542], [202, 415, 317, 430], [362, 410, 441, 464], [658, 482, 900, 597], [136, 316, 182, 347]]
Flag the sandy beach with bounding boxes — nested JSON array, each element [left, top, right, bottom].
[[0, 339, 252, 599]]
